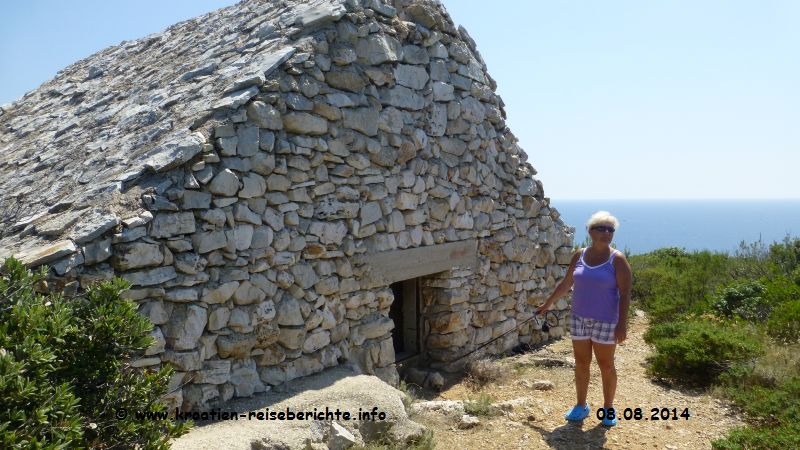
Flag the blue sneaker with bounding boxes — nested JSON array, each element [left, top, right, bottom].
[[601, 407, 617, 427], [564, 403, 590, 421]]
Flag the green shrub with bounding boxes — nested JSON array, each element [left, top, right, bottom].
[[644, 319, 762, 386], [731, 239, 771, 279], [648, 247, 690, 262], [722, 376, 800, 425], [767, 300, 800, 343], [762, 275, 800, 305], [712, 281, 770, 321], [713, 377, 800, 449], [0, 257, 190, 449], [463, 392, 496, 417], [768, 236, 800, 276], [713, 423, 800, 450], [630, 249, 732, 322]]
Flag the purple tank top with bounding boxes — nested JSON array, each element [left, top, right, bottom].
[[572, 248, 620, 323]]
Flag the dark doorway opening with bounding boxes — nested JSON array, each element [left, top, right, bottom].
[[389, 278, 421, 362]]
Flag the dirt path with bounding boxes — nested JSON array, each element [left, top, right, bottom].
[[412, 311, 744, 449]]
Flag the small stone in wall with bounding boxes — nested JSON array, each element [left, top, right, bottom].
[[201, 281, 239, 304], [121, 266, 177, 287], [282, 113, 328, 135], [208, 169, 240, 196], [192, 230, 227, 254], [232, 280, 266, 305], [216, 333, 257, 359], [247, 101, 283, 130], [112, 242, 164, 270]]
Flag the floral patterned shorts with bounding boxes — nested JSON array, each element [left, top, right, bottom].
[[569, 314, 617, 345]]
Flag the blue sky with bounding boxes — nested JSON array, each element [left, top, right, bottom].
[[2, 1, 798, 200]]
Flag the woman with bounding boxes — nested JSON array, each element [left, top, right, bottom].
[[535, 211, 632, 427]]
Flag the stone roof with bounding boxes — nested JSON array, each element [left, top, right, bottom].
[[0, 0, 561, 267], [0, 0, 351, 261]]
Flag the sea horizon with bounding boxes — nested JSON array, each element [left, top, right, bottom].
[[551, 198, 800, 256]]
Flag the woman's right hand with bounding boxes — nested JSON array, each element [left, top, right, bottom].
[[535, 303, 550, 315]]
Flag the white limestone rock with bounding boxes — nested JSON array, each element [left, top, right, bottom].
[[208, 169, 240, 196], [350, 317, 394, 345], [230, 360, 264, 397], [216, 333, 257, 359], [302, 329, 331, 354], [194, 360, 231, 385], [393, 64, 428, 90], [253, 300, 276, 324], [208, 306, 231, 331], [247, 101, 283, 130], [192, 230, 227, 254], [233, 280, 266, 305], [342, 107, 379, 136], [277, 297, 305, 326], [355, 34, 402, 65], [236, 125, 260, 157], [163, 304, 207, 351], [239, 173, 267, 198], [122, 266, 177, 287], [379, 86, 425, 110], [145, 327, 166, 356], [282, 113, 328, 135], [308, 221, 348, 246], [112, 242, 164, 270], [278, 327, 307, 350], [228, 307, 253, 333], [432, 81, 455, 101], [202, 281, 239, 304]]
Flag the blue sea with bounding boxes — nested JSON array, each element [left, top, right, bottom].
[[552, 199, 800, 255]]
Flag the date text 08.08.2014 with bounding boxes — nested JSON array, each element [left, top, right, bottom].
[[595, 407, 691, 421]]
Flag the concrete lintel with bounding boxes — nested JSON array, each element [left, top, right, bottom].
[[355, 239, 477, 288]]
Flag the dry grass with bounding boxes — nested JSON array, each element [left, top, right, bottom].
[[463, 392, 496, 417], [751, 340, 800, 386], [465, 358, 510, 389]]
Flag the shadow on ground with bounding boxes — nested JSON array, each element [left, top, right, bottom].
[[529, 420, 610, 449]]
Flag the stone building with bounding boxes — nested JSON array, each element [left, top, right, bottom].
[[0, 0, 574, 411]]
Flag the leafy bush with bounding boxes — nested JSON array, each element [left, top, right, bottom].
[[721, 376, 800, 425], [713, 423, 800, 450], [0, 257, 190, 449], [769, 236, 800, 276], [633, 240, 800, 445], [712, 281, 771, 321], [731, 239, 771, 279], [631, 249, 732, 322], [648, 246, 690, 262], [767, 300, 800, 343], [713, 377, 800, 449], [762, 275, 800, 305], [644, 319, 762, 386]]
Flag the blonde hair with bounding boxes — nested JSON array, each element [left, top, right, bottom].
[[586, 211, 620, 230]]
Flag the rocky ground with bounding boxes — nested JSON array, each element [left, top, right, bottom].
[[409, 310, 745, 450], [172, 310, 745, 449]]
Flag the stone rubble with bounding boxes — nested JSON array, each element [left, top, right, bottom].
[[0, 0, 575, 412]]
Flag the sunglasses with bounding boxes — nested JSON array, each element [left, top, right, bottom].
[[590, 225, 615, 233]]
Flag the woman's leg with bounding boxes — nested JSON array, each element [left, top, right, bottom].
[[592, 342, 617, 408], [572, 338, 593, 406]]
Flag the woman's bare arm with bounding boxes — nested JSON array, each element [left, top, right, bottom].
[[613, 251, 633, 342], [536, 249, 581, 314]]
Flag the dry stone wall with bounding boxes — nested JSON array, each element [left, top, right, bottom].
[[0, 0, 574, 412]]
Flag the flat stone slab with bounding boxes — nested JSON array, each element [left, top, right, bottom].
[[15, 240, 77, 267], [355, 239, 478, 288]]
